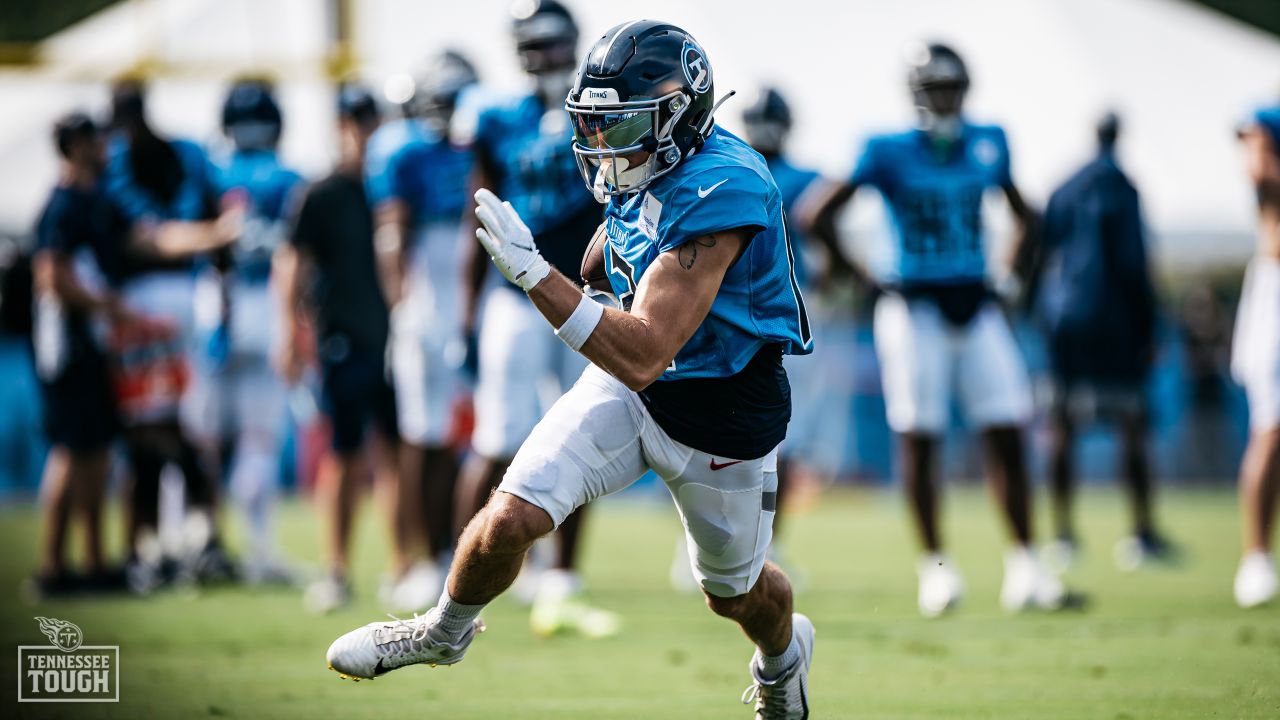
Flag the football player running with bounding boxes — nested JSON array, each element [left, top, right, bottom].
[[195, 79, 305, 585], [328, 20, 817, 718], [1230, 101, 1280, 608], [454, 0, 616, 637], [366, 51, 479, 612], [808, 42, 1067, 617]]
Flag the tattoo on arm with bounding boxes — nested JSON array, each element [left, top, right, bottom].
[[677, 233, 719, 270]]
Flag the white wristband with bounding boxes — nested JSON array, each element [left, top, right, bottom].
[[555, 294, 605, 352]]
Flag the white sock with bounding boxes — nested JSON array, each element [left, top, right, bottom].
[[758, 627, 800, 680], [435, 591, 485, 639]]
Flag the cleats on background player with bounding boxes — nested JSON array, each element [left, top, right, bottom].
[[1000, 547, 1074, 612], [381, 560, 444, 613], [529, 569, 621, 639], [304, 574, 353, 615], [326, 607, 484, 680], [1234, 551, 1278, 608], [1113, 531, 1182, 573], [741, 613, 815, 720], [917, 553, 965, 618]]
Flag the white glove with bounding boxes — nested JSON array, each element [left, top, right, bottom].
[[474, 188, 551, 292]]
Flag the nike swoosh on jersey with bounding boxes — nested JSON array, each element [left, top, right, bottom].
[[709, 458, 744, 471], [697, 179, 728, 198]]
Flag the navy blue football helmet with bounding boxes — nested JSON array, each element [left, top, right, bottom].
[[566, 20, 728, 199], [511, 0, 578, 75], [905, 42, 969, 134], [404, 50, 478, 126], [742, 86, 792, 155], [222, 79, 283, 150]]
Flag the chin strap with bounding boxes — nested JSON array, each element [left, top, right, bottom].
[[697, 90, 737, 137]]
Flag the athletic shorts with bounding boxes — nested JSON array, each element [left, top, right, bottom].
[[873, 293, 1032, 434], [1232, 257, 1280, 432], [472, 285, 589, 459], [40, 338, 118, 452], [320, 337, 398, 454], [390, 222, 467, 446], [499, 364, 778, 598]]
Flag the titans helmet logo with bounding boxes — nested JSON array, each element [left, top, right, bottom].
[[682, 40, 712, 94]]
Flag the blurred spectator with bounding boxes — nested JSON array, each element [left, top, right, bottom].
[[1230, 102, 1280, 608], [277, 86, 401, 614], [104, 79, 242, 591], [28, 113, 131, 597], [1034, 112, 1173, 571]]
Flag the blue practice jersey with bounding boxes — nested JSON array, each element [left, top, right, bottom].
[[471, 93, 598, 274], [105, 136, 219, 224], [851, 122, 1013, 285], [602, 127, 812, 382], [365, 119, 473, 225], [216, 149, 304, 282], [766, 155, 822, 289]]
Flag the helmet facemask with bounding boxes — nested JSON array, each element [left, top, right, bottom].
[[567, 87, 691, 201]]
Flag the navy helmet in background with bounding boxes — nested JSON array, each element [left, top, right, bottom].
[[222, 79, 283, 151]]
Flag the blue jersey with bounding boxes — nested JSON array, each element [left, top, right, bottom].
[[365, 119, 473, 225], [851, 122, 1012, 285], [765, 155, 822, 288], [472, 93, 598, 275], [105, 136, 218, 224], [602, 128, 812, 382], [216, 149, 304, 281]]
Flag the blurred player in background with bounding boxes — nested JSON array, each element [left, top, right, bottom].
[[189, 79, 305, 585], [1230, 100, 1280, 608], [365, 51, 478, 612], [741, 86, 860, 558], [328, 22, 817, 715], [105, 79, 243, 592], [455, 0, 617, 637], [29, 113, 132, 597], [277, 87, 402, 614], [1035, 112, 1172, 573], [810, 42, 1066, 616]]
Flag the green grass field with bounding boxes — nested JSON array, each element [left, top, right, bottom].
[[1, 487, 1277, 719]]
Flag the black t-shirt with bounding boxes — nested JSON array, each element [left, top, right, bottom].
[[289, 171, 389, 354], [639, 343, 791, 460], [36, 183, 128, 336]]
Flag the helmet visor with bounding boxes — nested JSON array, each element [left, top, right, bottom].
[[570, 110, 652, 152]]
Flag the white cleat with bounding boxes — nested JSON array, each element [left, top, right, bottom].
[[385, 561, 443, 613], [304, 574, 352, 615], [742, 613, 815, 719], [325, 607, 484, 680], [1001, 547, 1067, 612], [530, 569, 621, 639], [1234, 551, 1278, 609], [917, 553, 965, 618]]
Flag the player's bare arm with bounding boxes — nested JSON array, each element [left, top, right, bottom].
[[527, 228, 747, 391], [372, 199, 411, 308], [33, 249, 129, 321], [129, 203, 244, 259], [271, 242, 310, 384], [460, 156, 500, 337], [1001, 181, 1042, 285]]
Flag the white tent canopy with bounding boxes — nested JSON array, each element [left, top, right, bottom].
[[1, 0, 1277, 266]]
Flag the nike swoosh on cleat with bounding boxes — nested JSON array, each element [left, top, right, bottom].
[[709, 459, 744, 471], [697, 179, 728, 198], [373, 658, 391, 676]]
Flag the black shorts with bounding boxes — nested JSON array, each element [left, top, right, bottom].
[[40, 340, 119, 453], [320, 336, 398, 455]]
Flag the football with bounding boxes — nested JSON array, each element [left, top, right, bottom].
[[580, 222, 612, 293]]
